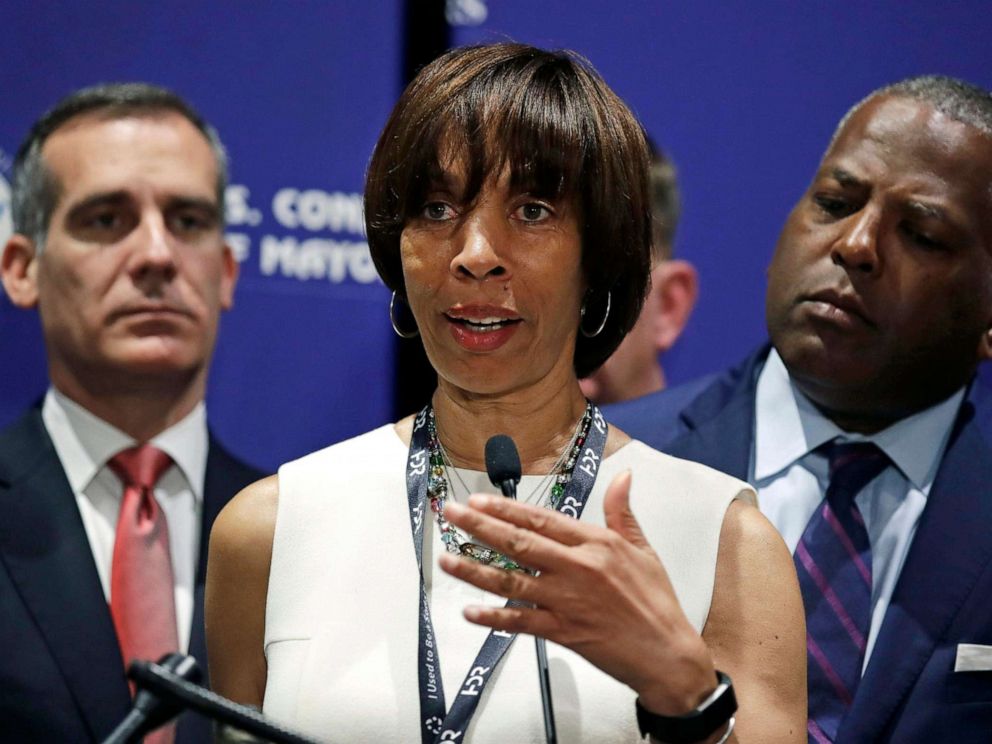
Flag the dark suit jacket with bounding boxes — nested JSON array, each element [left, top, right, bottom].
[[605, 346, 992, 742], [0, 407, 265, 743]]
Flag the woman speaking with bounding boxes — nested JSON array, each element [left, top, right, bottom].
[[206, 44, 804, 743]]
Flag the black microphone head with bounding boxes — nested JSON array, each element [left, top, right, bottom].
[[485, 434, 522, 495]]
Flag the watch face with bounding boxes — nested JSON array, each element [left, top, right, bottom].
[[635, 671, 737, 743]]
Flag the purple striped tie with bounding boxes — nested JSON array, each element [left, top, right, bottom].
[[796, 442, 888, 743]]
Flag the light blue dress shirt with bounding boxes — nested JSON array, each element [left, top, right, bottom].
[[752, 350, 964, 670]]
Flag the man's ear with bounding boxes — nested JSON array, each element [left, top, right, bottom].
[[647, 259, 698, 353], [1, 235, 41, 309], [219, 242, 239, 311], [979, 324, 992, 362]]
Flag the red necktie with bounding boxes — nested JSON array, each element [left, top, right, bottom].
[[108, 444, 179, 744]]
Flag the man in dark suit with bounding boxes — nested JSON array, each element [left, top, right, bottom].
[[0, 84, 264, 742], [608, 75, 992, 742]]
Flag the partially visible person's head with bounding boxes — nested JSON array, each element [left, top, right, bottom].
[[580, 139, 698, 404], [645, 138, 681, 262], [766, 75, 992, 432], [0, 83, 237, 403], [365, 43, 652, 380]]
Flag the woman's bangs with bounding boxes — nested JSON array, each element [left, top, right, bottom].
[[485, 71, 590, 201]]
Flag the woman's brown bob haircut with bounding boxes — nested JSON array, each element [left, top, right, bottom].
[[365, 43, 652, 378]]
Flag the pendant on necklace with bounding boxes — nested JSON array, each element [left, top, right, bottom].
[[460, 542, 522, 571]]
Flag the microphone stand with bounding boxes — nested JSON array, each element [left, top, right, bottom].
[[493, 474, 558, 744], [103, 656, 319, 744], [533, 635, 558, 744]]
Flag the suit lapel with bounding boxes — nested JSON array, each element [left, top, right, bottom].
[[840, 387, 992, 741], [663, 347, 768, 480], [0, 411, 130, 739]]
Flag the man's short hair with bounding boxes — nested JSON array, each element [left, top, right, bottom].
[[836, 74, 992, 144], [645, 136, 680, 262], [11, 82, 228, 248]]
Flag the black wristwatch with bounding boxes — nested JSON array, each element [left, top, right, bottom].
[[636, 670, 737, 743]]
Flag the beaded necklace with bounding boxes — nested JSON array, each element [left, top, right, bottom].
[[439, 432, 569, 506], [425, 402, 594, 571]]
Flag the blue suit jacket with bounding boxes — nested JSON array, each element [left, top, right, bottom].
[[606, 346, 992, 742], [0, 408, 265, 743]]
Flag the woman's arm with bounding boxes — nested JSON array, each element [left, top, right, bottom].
[[702, 499, 806, 742], [438, 472, 805, 743], [204, 474, 279, 708]]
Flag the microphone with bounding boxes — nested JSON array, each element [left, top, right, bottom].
[[102, 654, 319, 744], [485, 434, 521, 499], [484, 435, 557, 744], [103, 653, 200, 744]]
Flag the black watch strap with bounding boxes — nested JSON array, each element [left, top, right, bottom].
[[636, 670, 737, 743]]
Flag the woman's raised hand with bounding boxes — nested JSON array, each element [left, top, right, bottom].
[[439, 471, 720, 716]]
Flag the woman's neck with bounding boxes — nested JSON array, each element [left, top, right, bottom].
[[432, 377, 589, 475]]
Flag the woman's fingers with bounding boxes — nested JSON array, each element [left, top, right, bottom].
[[439, 486, 715, 705], [437, 553, 576, 644], [447, 493, 593, 545], [602, 471, 650, 549], [438, 551, 546, 604], [462, 602, 563, 640], [442, 500, 577, 571], [442, 478, 660, 579]]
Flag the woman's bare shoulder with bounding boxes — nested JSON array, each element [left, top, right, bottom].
[[394, 414, 415, 446], [719, 498, 792, 566], [604, 423, 632, 458], [211, 475, 280, 561]]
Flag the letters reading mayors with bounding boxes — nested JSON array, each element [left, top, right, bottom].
[[225, 185, 379, 285]]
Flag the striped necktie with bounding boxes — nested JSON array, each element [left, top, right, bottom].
[[795, 441, 889, 743]]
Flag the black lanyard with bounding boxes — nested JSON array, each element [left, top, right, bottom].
[[405, 404, 608, 743]]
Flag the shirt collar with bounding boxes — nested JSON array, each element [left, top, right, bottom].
[[754, 349, 964, 492], [42, 387, 208, 501]]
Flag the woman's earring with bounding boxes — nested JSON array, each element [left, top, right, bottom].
[[579, 289, 611, 338], [390, 292, 420, 338]]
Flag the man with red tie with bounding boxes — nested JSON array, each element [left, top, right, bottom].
[[0, 84, 264, 743], [608, 75, 992, 741]]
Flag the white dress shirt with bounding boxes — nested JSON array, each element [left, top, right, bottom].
[[41, 388, 207, 653], [752, 350, 963, 669]]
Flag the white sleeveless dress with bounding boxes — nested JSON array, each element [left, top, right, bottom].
[[263, 425, 754, 743]]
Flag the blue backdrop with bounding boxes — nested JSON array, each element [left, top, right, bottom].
[[2, 1, 990, 471], [0, 1, 401, 470], [451, 0, 992, 393]]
